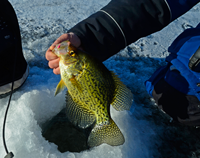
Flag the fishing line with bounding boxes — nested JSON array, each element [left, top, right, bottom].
[[2, 40, 17, 158]]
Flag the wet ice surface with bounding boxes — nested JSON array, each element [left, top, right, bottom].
[[1, 0, 200, 157]]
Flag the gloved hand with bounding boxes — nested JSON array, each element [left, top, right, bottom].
[[189, 46, 200, 72]]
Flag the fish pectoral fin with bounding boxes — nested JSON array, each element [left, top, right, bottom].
[[69, 76, 82, 92], [55, 79, 66, 96], [110, 71, 133, 111], [66, 91, 95, 128], [88, 119, 125, 147]]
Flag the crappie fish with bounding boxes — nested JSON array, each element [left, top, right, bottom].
[[52, 41, 133, 147]]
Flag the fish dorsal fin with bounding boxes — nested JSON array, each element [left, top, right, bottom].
[[66, 91, 96, 128], [88, 118, 125, 147], [110, 72, 133, 111], [55, 79, 66, 96]]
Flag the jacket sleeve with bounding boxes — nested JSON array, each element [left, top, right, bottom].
[[68, 0, 199, 62]]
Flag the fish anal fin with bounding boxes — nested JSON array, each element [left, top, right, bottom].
[[55, 79, 66, 96], [66, 91, 95, 128], [88, 119, 125, 147], [111, 72, 133, 111]]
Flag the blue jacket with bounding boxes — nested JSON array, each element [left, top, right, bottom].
[[145, 23, 200, 100], [145, 0, 200, 100]]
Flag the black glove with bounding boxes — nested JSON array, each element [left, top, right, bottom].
[[189, 46, 200, 72]]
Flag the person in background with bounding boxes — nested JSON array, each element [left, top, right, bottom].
[[46, 0, 200, 126], [0, 0, 29, 97]]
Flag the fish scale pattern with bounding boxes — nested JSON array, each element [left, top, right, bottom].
[[65, 91, 96, 128], [67, 62, 115, 126]]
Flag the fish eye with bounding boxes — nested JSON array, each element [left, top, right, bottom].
[[69, 50, 75, 57]]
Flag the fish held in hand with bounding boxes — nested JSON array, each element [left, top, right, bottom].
[[53, 41, 133, 148]]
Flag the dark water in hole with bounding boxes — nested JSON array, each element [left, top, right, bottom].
[[42, 108, 92, 153]]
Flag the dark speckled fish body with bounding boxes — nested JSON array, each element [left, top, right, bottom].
[[53, 41, 133, 147]]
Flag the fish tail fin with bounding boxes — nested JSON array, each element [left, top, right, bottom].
[[88, 119, 125, 148]]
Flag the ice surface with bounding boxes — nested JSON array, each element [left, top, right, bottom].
[[1, 0, 200, 158]]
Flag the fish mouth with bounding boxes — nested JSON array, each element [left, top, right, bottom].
[[64, 61, 76, 66]]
